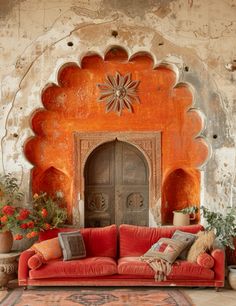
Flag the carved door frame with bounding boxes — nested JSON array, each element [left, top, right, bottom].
[[74, 131, 161, 226]]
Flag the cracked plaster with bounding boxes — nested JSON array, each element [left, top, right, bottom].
[[0, 0, 235, 214]]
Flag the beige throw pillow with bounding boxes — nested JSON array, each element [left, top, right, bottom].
[[187, 230, 215, 263]]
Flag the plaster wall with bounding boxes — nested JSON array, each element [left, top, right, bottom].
[[0, 0, 236, 218]]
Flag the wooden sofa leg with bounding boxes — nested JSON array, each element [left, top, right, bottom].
[[23, 286, 28, 290], [215, 287, 220, 292]]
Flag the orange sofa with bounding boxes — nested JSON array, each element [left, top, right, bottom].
[[18, 224, 225, 289]]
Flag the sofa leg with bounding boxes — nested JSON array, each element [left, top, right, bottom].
[[215, 287, 220, 292], [23, 286, 28, 290]]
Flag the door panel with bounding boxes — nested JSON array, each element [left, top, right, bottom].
[[86, 144, 114, 185], [84, 141, 149, 227], [115, 141, 149, 226], [117, 142, 148, 185], [85, 143, 115, 227]]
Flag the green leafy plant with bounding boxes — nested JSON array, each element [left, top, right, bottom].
[[201, 206, 236, 249], [0, 173, 24, 205], [0, 173, 26, 234], [177, 205, 199, 215]]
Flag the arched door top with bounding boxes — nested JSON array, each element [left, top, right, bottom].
[[74, 131, 161, 226], [84, 140, 149, 227]]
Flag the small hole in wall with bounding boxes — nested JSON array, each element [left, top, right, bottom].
[[13, 133, 18, 138], [20, 107, 22, 110], [184, 66, 189, 72], [67, 41, 73, 47], [111, 30, 118, 38], [213, 134, 218, 139], [159, 42, 164, 46]]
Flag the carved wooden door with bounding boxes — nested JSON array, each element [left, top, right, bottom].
[[84, 140, 149, 227]]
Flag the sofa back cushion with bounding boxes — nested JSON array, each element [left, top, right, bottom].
[[38, 225, 117, 258], [81, 225, 117, 258], [119, 224, 203, 257]]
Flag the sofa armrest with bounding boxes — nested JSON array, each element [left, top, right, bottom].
[[211, 248, 225, 283], [18, 250, 35, 286]]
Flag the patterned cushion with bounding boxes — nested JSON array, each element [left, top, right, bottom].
[[197, 252, 214, 269], [58, 231, 86, 261], [142, 238, 187, 264], [171, 230, 196, 260], [31, 237, 62, 261], [28, 253, 44, 270]]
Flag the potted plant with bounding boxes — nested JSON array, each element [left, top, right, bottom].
[[0, 173, 68, 252], [173, 205, 199, 226], [201, 206, 236, 250], [0, 173, 24, 252], [201, 206, 236, 290]]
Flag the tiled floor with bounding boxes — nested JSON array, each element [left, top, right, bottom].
[[183, 287, 236, 306]]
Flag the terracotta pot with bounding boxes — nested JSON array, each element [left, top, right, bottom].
[[0, 231, 13, 253], [228, 265, 236, 290]]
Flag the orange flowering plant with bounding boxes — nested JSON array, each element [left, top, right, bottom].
[[0, 173, 67, 240], [30, 192, 68, 239]]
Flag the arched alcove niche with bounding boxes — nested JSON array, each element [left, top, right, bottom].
[[162, 168, 200, 225], [23, 47, 209, 225]]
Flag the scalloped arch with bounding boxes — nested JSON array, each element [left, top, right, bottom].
[[23, 47, 209, 224], [104, 45, 130, 60]]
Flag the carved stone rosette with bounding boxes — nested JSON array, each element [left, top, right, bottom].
[[87, 193, 108, 212], [97, 72, 140, 116], [127, 193, 144, 210]]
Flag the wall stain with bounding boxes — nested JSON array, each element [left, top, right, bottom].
[[100, 0, 175, 18], [0, 0, 25, 19]]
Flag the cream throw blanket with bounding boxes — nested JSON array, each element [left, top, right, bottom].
[[140, 256, 172, 281], [139, 238, 186, 281]]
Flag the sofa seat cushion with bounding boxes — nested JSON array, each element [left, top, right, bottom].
[[168, 260, 214, 280], [29, 257, 117, 279], [118, 257, 214, 280], [118, 257, 154, 278]]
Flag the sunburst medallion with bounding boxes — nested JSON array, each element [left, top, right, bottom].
[[97, 72, 140, 116]]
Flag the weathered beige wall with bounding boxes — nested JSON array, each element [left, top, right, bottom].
[[0, 0, 236, 215]]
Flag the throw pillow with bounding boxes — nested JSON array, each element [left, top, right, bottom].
[[187, 230, 215, 263], [28, 253, 44, 270], [58, 230, 86, 261], [31, 237, 62, 261], [142, 238, 188, 264], [197, 252, 214, 269], [171, 230, 197, 260]]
